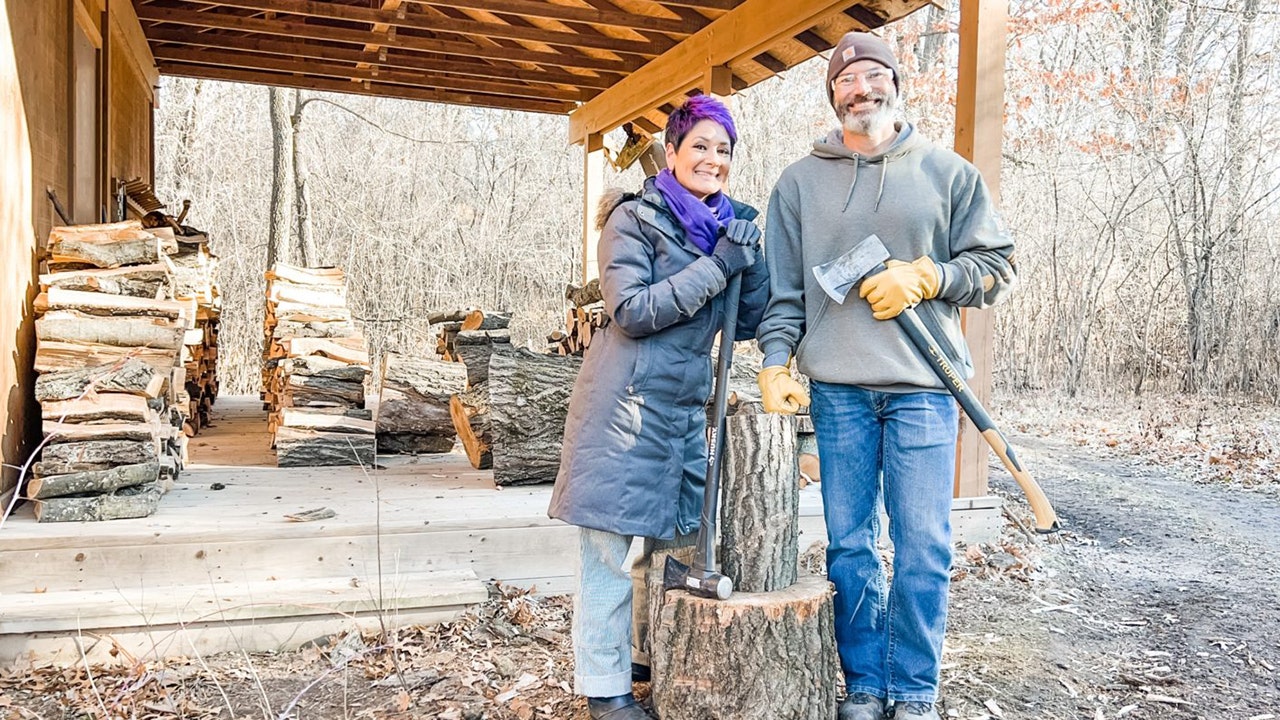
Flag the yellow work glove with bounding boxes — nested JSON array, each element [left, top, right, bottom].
[[757, 364, 811, 415], [858, 257, 942, 320]]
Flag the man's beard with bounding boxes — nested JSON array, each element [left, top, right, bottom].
[[838, 90, 897, 135]]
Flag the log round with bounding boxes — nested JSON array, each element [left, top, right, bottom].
[[487, 349, 582, 486], [650, 573, 837, 720], [377, 354, 466, 454], [721, 413, 800, 593]]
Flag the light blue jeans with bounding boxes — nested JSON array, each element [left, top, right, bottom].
[[810, 381, 958, 705], [572, 527, 692, 697]]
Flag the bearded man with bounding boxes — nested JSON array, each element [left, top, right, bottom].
[[754, 32, 1018, 720]]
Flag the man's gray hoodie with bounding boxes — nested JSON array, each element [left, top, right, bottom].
[[756, 123, 1016, 392]]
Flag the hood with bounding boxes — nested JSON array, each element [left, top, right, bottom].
[[810, 122, 927, 212]]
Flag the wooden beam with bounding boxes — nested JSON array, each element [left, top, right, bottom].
[[145, 27, 618, 89], [151, 46, 588, 101], [156, 61, 575, 114], [581, 133, 605, 284], [951, 0, 1007, 500], [656, 0, 740, 10], [136, 5, 643, 73], [408, 0, 704, 34], [109, 0, 160, 92], [198, 0, 664, 55], [569, 0, 864, 143]]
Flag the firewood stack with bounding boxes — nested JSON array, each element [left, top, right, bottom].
[[30, 221, 193, 522], [261, 263, 375, 467], [168, 231, 221, 434], [549, 280, 607, 356]]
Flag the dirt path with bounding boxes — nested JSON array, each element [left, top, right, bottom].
[[942, 432, 1280, 719]]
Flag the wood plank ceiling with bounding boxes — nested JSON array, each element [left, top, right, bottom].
[[135, 0, 930, 135]]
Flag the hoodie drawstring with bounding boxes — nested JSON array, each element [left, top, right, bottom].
[[842, 161, 860, 212], [875, 156, 889, 212]]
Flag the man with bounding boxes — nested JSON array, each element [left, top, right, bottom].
[[755, 32, 1016, 720]]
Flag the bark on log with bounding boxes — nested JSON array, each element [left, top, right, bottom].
[[453, 329, 513, 387], [37, 311, 185, 350], [41, 394, 155, 424], [37, 439, 159, 475], [283, 355, 370, 381], [278, 409, 376, 435], [40, 264, 172, 298], [34, 342, 179, 374], [282, 337, 369, 365], [285, 374, 365, 406], [43, 420, 163, 444], [34, 483, 164, 522], [27, 462, 159, 499], [272, 319, 358, 339], [487, 349, 582, 486], [722, 413, 800, 593], [460, 309, 512, 331], [34, 358, 165, 401], [37, 288, 189, 321], [450, 383, 491, 469], [641, 544, 695, 665], [565, 279, 603, 308], [426, 309, 472, 325], [651, 574, 838, 720], [275, 427, 376, 467], [46, 222, 169, 268], [377, 354, 467, 454]]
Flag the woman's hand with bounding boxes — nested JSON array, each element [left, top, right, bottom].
[[723, 218, 761, 246], [711, 220, 760, 279]]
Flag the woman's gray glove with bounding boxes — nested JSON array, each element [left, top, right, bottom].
[[710, 219, 760, 279]]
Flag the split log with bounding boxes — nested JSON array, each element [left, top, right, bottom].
[[34, 482, 163, 522], [278, 409, 377, 435], [265, 263, 345, 286], [285, 374, 366, 406], [46, 222, 172, 268], [453, 329, 512, 387], [450, 383, 491, 469], [377, 354, 467, 455], [651, 574, 838, 720], [37, 311, 185, 350], [40, 264, 172, 298], [43, 420, 162, 444], [565, 279, 603, 308], [41, 393, 155, 424], [268, 283, 348, 308], [34, 358, 165, 401], [26, 462, 159, 499], [426, 309, 472, 325], [36, 288, 189, 322], [282, 355, 371, 381], [461, 309, 512, 331], [272, 319, 358, 339], [721, 413, 800, 593], [37, 439, 159, 475], [275, 427, 375, 468], [487, 350, 582, 486], [282, 337, 369, 366], [34, 341, 179, 374]]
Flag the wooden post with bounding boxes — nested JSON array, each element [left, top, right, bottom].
[[952, 0, 1007, 500], [581, 132, 604, 284]]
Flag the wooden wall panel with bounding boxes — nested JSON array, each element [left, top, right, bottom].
[[107, 39, 152, 186]]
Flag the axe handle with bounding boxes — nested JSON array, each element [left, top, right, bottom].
[[896, 308, 1060, 533], [695, 273, 742, 573]]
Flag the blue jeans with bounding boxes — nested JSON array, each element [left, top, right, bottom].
[[810, 381, 958, 704]]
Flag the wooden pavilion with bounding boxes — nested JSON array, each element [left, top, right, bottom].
[[0, 0, 1010, 664]]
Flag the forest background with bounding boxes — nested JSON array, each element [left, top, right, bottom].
[[153, 0, 1280, 406]]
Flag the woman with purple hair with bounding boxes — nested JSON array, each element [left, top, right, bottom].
[[549, 95, 769, 719]]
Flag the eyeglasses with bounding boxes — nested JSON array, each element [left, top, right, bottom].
[[832, 68, 893, 89]]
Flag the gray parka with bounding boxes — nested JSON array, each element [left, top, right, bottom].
[[548, 177, 769, 539]]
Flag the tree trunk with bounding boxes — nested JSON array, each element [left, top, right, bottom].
[[487, 349, 582, 486], [650, 574, 838, 720], [267, 86, 293, 269], [292, 89, 318, 267], [721, 413, 800, 594]]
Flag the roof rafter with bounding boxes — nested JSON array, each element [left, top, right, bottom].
[[408, 0, 703, 34]]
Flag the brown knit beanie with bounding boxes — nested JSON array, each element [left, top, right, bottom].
[[826, 31, 900, 105]]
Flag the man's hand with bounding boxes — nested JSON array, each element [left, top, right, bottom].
[[858, 256, 941, 320], [757, 365, 811, 415]]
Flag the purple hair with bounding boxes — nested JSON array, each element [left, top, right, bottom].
[[665, 94, 737, 152]]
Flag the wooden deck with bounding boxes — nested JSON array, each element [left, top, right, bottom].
[[0, 396, 999, 666]]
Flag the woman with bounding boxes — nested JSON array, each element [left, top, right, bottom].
[[548, 95, 769, 720]]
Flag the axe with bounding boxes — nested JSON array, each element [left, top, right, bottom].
[[662, 273, 742, 601], [813, 234, 1060, 533]]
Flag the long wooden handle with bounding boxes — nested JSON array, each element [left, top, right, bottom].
[[897, 308, 1060, 532]]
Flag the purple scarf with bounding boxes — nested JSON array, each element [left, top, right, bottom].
[[654, 169, 735, 255]]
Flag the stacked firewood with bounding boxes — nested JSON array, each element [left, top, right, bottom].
[[549, 280, 607, 356], [30, 221, 192, 522], [169, 232, 220, 433], [376, 354, 466, 454], [261, 263, 374, 467]]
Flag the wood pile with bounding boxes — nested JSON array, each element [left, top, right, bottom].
[[261, 263, 374, 467], [169, 233, 220, 433], [549, 280, 607, 356], [31, 221, 195, 522]]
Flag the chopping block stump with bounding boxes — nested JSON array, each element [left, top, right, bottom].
[[650, 572, 837, 720]]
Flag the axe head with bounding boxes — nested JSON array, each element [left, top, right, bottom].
[[812, 234, 892, 304], [662, 554, 733, 600]]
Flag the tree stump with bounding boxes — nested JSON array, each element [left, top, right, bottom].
[[650, 574, 837, 720], [487, 350, 582, 485], [722, 413, 799, 593]]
